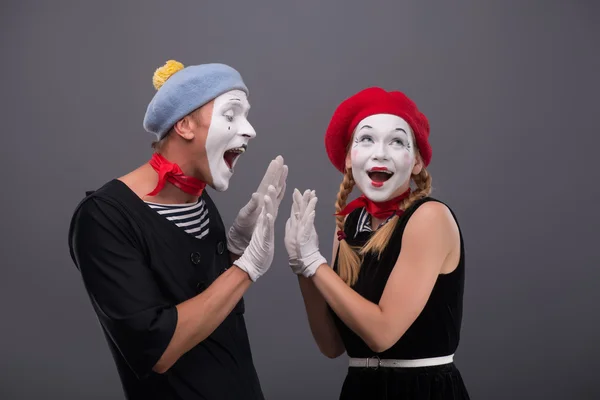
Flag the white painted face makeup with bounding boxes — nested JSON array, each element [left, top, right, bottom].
[[205, 89, 256, 192], [349, 114, 416, 202]]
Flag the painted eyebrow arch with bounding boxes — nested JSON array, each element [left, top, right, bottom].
[[229, 99, 250, 108], [225, 100, 250, 113], [359, 125, 373, 131], [394, 128, 407, 133]]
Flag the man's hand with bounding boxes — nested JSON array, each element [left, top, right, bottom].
[[233, 188, 277, 282], [227, 156, 288, 256]]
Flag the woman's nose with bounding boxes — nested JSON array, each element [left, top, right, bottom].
[[371, 144, 388, 161]]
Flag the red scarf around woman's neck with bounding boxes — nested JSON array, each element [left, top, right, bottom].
[[336, 188, 412, 220], [147, 153, 206, 197]]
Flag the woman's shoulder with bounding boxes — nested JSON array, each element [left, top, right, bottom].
[[396, 197, 460, 238], [405, 196, 458, 220], [412, 197, 452, 215], [398, 197, 461, 249]]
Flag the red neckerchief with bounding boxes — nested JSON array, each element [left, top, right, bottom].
[[335, 189, 411, 240], [147, 152, 206, 197]]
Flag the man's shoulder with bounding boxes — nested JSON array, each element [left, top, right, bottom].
[[73, 179, 132, 214], [83, 178, 127, 200], [68, 180, 135, 241], [67, 179, 142, 264]]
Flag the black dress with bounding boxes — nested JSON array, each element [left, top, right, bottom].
[[329, 197, 470, 399]]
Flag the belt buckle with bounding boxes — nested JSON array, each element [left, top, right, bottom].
[[366, 355, 380, 370]]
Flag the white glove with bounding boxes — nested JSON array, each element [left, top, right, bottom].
[[294, 190, 328, 278], [284, 189, 314, 273], [227, 156, 287, 255], [233, 189, 277, 282]]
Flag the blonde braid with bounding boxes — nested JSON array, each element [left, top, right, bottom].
[[398, 167, 432, 211], [334, 168, 362, 286], [335, 169, 355, 233]]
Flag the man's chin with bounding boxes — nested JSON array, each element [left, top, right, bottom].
[[208, 173, 232, 192], [211, 183, 229, 192]]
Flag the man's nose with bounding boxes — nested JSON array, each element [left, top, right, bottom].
[[238, 119, 256, 138]]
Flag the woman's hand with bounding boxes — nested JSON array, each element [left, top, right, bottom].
[[284, 189, 315, 274], [293, 189, 328, 278]]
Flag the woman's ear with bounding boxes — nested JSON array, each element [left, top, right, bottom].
[[412, 154, 423, 175], [345, 151, 352, 170]]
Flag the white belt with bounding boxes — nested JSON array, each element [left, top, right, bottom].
[[349, 354, 454, 369]]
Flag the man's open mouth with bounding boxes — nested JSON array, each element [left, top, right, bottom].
[[224, 144, 247, 170], [367, 167, 394, 184]]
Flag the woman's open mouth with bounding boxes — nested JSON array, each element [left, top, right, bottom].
[[224, 145, 247, 171], [367, 167, 393, 188]]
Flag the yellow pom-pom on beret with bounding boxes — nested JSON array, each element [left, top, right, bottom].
[[152, 60, 185, 90]]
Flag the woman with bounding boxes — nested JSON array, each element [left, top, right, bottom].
[[284, 87, 470, 399]]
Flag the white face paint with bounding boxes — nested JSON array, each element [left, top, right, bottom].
[[349, 114, 416, 202], [205, 89, 256, 192]]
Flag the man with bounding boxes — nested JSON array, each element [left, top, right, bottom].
[[68, 59, 287, 399]]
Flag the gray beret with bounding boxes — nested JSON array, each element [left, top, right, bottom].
[[143, 60, 249, 140]]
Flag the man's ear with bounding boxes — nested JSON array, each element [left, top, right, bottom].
[[173, 115, 196, 140]]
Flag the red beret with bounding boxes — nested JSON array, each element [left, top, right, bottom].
[[324, 87, 431, 173]]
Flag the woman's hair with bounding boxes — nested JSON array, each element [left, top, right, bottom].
[[334, 151, 432, 286]]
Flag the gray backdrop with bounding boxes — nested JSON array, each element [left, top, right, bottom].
[[2, 1, 599, 399]]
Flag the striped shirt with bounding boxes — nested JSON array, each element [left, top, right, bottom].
[[354, 208, 395, 238], [146, 198, 210, 240]]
